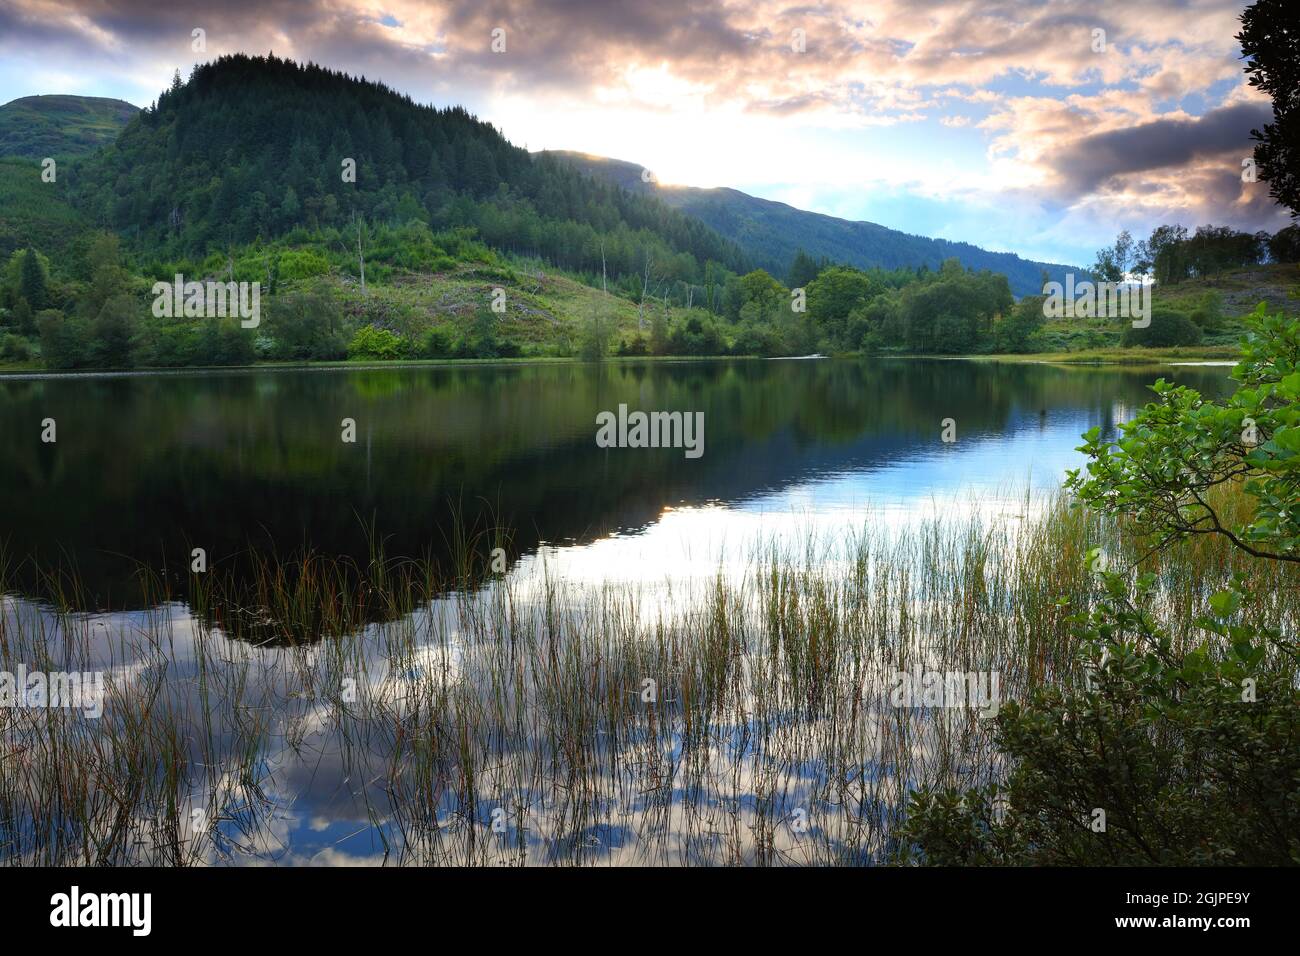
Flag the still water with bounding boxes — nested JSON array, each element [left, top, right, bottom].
[[0, 357, 1232, 606], [0, 358, 1235, 865]]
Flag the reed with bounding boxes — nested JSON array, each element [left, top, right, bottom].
[[1, 485, 1295, 866]]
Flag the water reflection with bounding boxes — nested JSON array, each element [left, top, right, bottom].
[[0, 358, 1231, 610], [0, 358, 1239, 865]]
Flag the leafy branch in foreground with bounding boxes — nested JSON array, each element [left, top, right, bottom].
[[900, 571, 1300, 865], [1067, 304, 1300, 562]]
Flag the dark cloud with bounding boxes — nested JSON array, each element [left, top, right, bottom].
[[1051, 101, 1274, 195]]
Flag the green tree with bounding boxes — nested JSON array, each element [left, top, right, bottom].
[[10, 297, 35, 336], [1239, 0, 1300, 218], [264, 288, 346, 360], [469, 305, 499, 358], [738, 269, 786, 316], [1070, 305, 1300, 563], [806, 266, 881, 348], [38, 309, 88, 370], [649, 305, 669, 355], [81, 233, 130, 318], [578, 301, 612, 361], [992, 295, 1045, 353], [18, 248, 49, 311], [90, 294, 137, 368], [786, 249, 823, 288], [1090, 230, 1133, 282]]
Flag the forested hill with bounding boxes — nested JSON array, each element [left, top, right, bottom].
[[542, 151, 1076, 297], [70, 54, 749, 283], [0, 95, 138, 159]]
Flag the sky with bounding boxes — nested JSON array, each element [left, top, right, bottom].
[[0, 0, 1286, 267]]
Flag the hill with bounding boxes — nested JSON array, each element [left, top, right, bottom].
[[0, 157, 89, 263], [4, 56, 1285, 372], [70, 55, 748, 290], [542, 151, 1077, 297], [0, 95, 137, 159]]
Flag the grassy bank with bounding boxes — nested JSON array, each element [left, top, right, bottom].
[[956, 344, 1242, 366]]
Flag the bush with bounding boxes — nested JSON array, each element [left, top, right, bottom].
[[617, 333, 649, 356], [666, 313, 725, 355], [347, 324, 410, 360], [1189, 292, 1224, 331], [194, 318, 256, 366], [276, 249, 331, 281], [419, 325, 455, 358], [0, 333, 32, 361], [1121, 308, 1203, 347], [38, 309, 89, 370], [264, 290, 344, 360], [901, 571, 1300, 865], [731, 321, 778, 356]]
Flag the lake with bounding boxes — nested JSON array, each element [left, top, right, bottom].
[[0, 358, 1237, 865], [0, 357, 1232, 607]]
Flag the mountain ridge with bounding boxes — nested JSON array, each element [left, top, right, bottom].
[[542, 150, 1077, 297]]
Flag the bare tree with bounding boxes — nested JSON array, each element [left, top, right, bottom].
[[637, 250, 663, 330]]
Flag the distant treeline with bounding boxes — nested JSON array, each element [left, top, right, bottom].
[[1092, 223, 1300, 284]]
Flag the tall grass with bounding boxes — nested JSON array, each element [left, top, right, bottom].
[[1, 487, 1296, 866]]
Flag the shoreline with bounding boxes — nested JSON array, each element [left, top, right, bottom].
[[0, 346, 1242, 379]]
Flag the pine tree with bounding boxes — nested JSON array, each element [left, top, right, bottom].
[[19, 248, 48, 311]]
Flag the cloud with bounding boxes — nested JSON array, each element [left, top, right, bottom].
[[1051, 101, 1272, 196], [0, 0, 1287, 263]]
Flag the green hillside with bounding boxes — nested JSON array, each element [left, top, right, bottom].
[[0, 157, 89, 262], [70, 56, 748, 286], [0, 95, 137, 159], [2, 56, 1291, 373], [543, 150, 1078, 297]]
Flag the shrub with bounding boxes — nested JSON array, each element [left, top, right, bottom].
[[617, 333, 649, 356], [347, 324, 410, 360], [901, 571, 1300, 865], [1121, 308, 1203, 347], [419, 325, 455, 358], [0, 333, 32, 361], [1189, 292, 1224, 331], [276, 249, 331, 281]]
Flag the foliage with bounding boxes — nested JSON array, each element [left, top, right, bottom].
[[1120, 308, 1203, 347], [1269, 224, 1300, 262], [901, 571, 1300, 865], [1070, 305, 1300, 564], [897, 260, 1013, 354], [347, 324, 410, 360], [1124, 222, 1273, 284], [0, 332, 32, 361], [0, 95, 136, 159], [263, 288, 347, 361], [1091, 229, 1134, 282], [71, 54, 748, 296], [992, 295, 1046, 353], [1239, 0, 1300, 219]]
